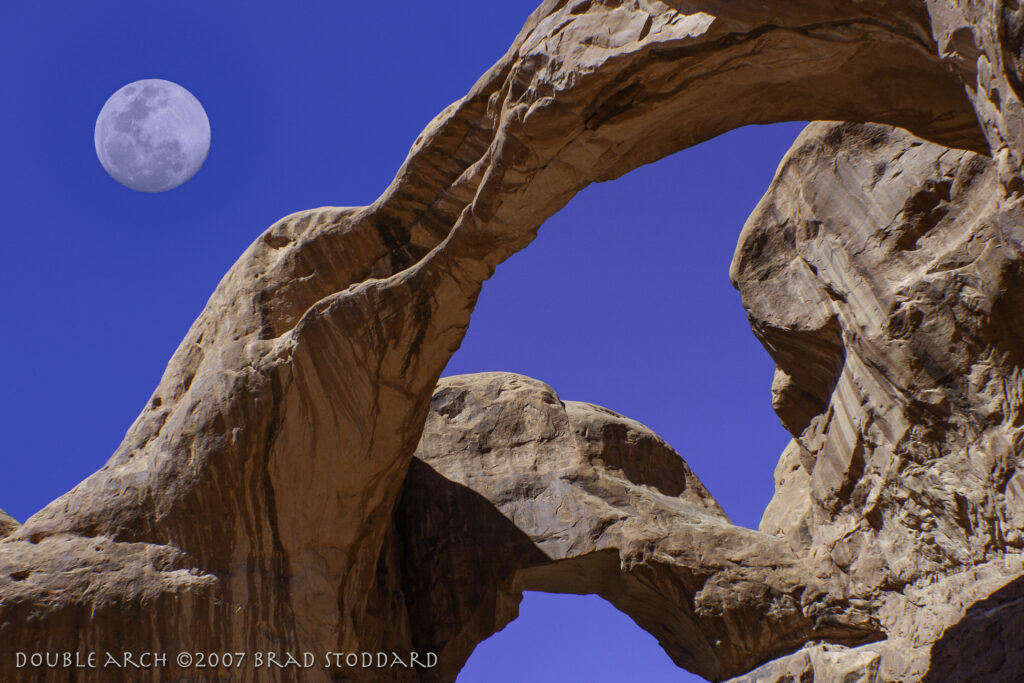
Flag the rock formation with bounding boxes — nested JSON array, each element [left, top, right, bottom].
[[728, 120, 1024, 680], [400, 373, 879, 681], [0, 510, 18, 539], [2, 0, 1024, 681]]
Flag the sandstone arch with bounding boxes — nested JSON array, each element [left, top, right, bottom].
[[2, 2, 1022, 681]]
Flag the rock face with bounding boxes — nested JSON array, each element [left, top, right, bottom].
[[2, 1, 1024, 682], [398, 373, 878, 682], [0, 510, 18, 539], [730, 641, 885, 683], [730, 120, 1024, 681]]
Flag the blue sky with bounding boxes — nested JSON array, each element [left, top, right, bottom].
[[0, 2, 804, 680]]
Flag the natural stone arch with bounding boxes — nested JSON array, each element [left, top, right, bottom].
[[1, 1, 1018, 682], [398, 118, 1024, 682], [399, 373, 879, 682]]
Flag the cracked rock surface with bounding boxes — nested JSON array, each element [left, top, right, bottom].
[[2, 0, 1024, 681], [729, 120, 1024, 682]]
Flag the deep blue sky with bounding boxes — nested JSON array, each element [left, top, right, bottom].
[[0, 2, 803, 681]]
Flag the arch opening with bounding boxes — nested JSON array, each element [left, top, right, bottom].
[[436, 122, 808, 682]]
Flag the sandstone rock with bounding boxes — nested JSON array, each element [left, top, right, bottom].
[[726, 642, 883, 683], [923, 573, 1024, 683], [732, 121, 1024, 679], [398, 373, 879, 682], [0, 509, 18, 539], [1, 1, 1023, 681]]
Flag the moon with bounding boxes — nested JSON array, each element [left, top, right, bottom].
[[94, 79, 211, 192]]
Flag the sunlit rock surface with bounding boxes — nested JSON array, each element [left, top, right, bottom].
[[730, 121, 1024, 681], [397, 373, 878, 681], [2, 0, 1024, 681]]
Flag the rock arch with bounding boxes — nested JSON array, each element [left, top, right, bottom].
[[2, 2, 1022, 681]]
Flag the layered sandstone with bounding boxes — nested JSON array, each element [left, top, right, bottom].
[[728, 120, 1024, 681], [398, 373, 878, 681], [2, 0, 1024, 681]]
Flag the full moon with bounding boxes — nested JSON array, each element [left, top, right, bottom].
[[94, 79, 211, 193]]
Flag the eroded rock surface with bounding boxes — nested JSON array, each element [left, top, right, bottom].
[[1, 0, 1024, 681], [728, 641, 884, 683], [396, 373, 878, 682], [0, 509, 18, 539], [730, 121, 1024, 680]]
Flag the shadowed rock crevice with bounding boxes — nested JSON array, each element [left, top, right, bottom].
[[395, 458, 550, 676], [923, 573, 1024, 682]]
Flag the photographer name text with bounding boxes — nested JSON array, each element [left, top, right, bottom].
[[15, 650, 437, 671]]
